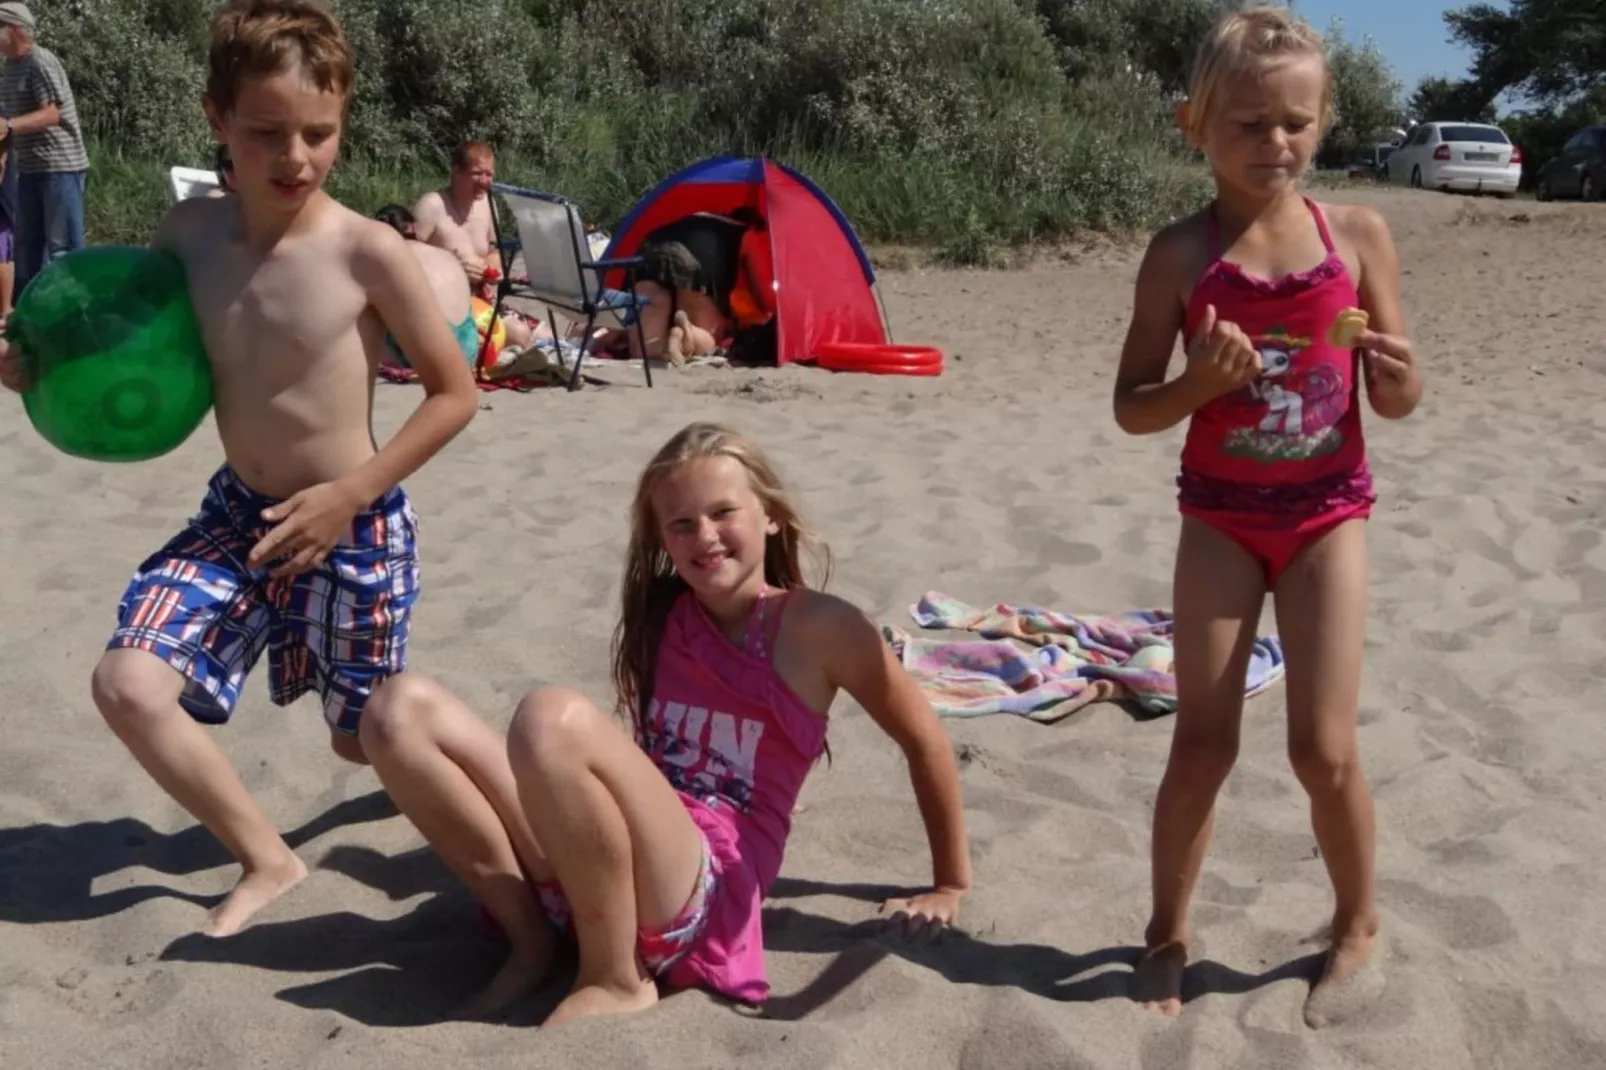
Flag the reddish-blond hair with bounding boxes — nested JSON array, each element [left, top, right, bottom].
[[451, 140, 495, 171]]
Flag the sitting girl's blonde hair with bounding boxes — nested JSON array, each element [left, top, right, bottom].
[[611, 422, 831, 735], [1185, 5, 1332, 140]]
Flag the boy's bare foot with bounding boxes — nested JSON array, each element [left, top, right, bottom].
[[454, 942, 557, 1020], [544, 977, 658, 1027], [1304, 924, 1383, 1028], [205, 850, 308, 937], [1129, 938, 1187, 1017]]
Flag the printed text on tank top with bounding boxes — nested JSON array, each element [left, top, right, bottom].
[[641, 587, 824, 819], [1177, 198, 1376, 519]]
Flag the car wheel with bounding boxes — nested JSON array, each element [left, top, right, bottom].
[[1535, 178, 1552, 202], [1410, 166, 1423, 189], [1584, 175, 1597, 202]]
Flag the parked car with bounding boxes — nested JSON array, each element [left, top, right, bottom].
[[1386, 121, 1522, 196], [1348, 142, 1396, 181], [1534, 125, 1606, 202]]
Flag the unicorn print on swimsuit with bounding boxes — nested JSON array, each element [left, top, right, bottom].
[[1223, 325, 1348, 465]]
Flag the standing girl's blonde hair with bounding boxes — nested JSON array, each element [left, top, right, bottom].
[[1182, 4, 1334, 143]]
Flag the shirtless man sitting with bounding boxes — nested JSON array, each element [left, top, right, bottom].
[[412, 140, 533, 348]]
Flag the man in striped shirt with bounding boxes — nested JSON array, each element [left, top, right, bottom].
[[0, 3, 88, 296]]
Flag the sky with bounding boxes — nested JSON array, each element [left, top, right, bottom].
[[1290, 0, 1484, 93]]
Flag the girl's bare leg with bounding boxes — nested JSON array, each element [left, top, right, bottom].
[[1132, 516, 1267, 1016], [623, 281, 673, 360], [506, 687, 706, 1027], [1272, 520, 1380, 1027], [359, 674, 557, 1018]]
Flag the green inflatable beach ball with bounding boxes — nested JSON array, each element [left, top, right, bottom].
[[6, 246, 213, 463]]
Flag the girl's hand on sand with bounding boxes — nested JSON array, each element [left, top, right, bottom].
[[0, 337, 25, 394], [1183, 303, 1261, 398], [249, 480, 366, 578], [881, 887, 964, 942]]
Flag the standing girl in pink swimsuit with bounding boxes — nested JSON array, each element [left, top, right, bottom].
[[359, 422, 971, 1025], [1110, 6, 1423, 1027]]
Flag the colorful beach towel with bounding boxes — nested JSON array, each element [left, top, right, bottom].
[[883, 591, 1284, 723]]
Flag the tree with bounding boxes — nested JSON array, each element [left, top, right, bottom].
[[1320, 20, 1404, 166], [1445, 0, 1606, 107], [1030, 0, 1238, 94], [1408, 75, 1497, 124]]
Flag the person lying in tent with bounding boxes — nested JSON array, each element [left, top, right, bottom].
[[594, 209, 775, 365]]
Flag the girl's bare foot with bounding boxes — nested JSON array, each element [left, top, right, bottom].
[[205, 850, 308, 937], [545, 976, 658, 1027], [1129, 938, 1187, 1017], [454, 940, 557, 1020], [665, 313, 690, 367], [1304, 922, 1383, 1028]]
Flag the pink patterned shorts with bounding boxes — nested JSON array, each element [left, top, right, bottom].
[[531, 828, 720, 977]]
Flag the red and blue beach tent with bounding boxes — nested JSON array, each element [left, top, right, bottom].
[[601, 155, 889, 365]]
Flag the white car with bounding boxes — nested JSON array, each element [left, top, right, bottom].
[[1385, 122, 1523, 196]]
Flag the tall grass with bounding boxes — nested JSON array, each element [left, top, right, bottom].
[[64, 0, 1223, 260]]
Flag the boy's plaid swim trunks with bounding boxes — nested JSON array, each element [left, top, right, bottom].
[[107, 465, 420, 735]]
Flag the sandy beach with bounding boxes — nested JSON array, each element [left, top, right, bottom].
[[3, 186, 1605, 1069]]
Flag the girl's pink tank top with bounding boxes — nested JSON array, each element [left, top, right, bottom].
[[1178, 198, 1375, 522], [638, 587, 828, 1004]]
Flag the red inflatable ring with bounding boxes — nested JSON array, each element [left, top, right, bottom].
[[812, 342, 944, 375]]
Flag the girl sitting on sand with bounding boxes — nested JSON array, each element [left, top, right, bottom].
[[1110, 5, 1423, 1027], [358, 422, 972, 1024]]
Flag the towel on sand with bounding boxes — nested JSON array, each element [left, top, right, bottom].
[[883, 591, 1284, 723]]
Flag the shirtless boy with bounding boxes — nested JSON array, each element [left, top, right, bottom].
[[0, 0, 479, 937]]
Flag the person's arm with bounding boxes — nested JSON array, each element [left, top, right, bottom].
[[1345, 205, 1422, 420], [1112, 225, 1214, 435], [482, 210, 503, 276], [807, 596, 971, 931], [341, 223, 479, 502], [4, 101, 59, 137], [7, 61, 68, 137], [246, 223, 479, 576], [410, 193, 443, 244]]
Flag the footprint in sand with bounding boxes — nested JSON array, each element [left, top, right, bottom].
[[1377, 877, 1517, 952]]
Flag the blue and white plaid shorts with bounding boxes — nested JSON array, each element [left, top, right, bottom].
[[107, 465, 421, 735]]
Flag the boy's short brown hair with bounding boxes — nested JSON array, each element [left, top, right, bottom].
[[206, 0, 355, 116]]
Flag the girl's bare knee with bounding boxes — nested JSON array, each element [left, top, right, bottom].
[[507, 686, 602, 772], [358, 672, 450, 754], [1168, 734, 1239, 792], [1289, 738, 1361, 796]]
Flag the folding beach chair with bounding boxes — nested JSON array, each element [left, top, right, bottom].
[[168, 165, 220, 203], [486, 182, 652, 392]]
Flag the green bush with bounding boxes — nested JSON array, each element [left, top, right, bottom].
[[43, 0, 1230, 253]]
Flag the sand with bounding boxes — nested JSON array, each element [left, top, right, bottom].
[[3, 187, 1606, 1069]]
